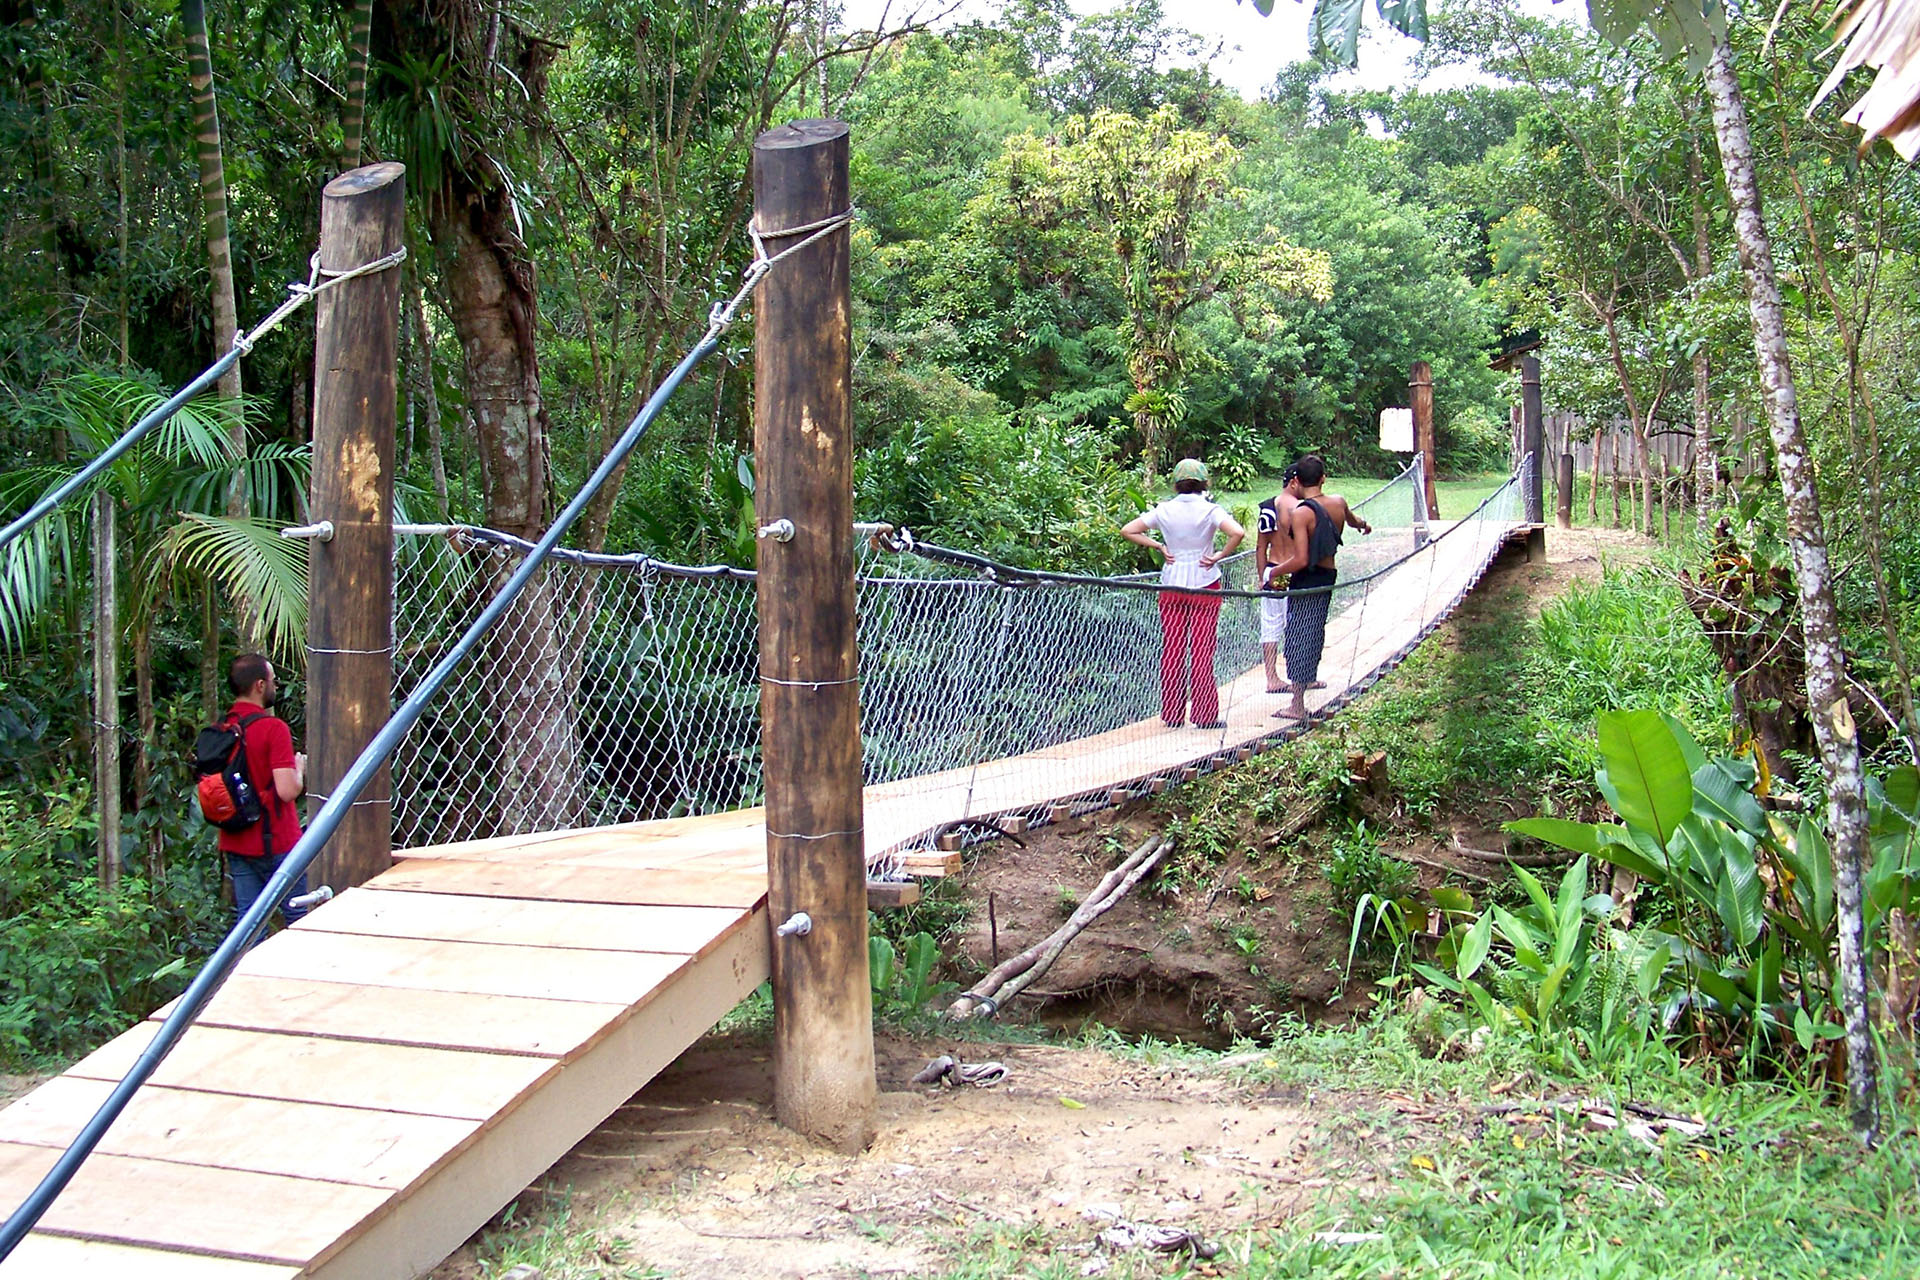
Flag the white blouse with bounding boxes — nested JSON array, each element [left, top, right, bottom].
[[1141, 494, 1231, 589]]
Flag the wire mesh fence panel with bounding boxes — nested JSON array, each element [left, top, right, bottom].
[[389, 460, 1523, 860]]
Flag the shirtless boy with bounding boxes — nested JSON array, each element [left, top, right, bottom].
[[1268, 454, 1370, 721]]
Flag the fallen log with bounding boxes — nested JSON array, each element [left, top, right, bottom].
[[946, 833, 1171, 1019]]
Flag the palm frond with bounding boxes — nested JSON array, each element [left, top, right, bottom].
[[152, 514, 309, 664], [55, 373, 242, 470], [0, 517, 69, 655]]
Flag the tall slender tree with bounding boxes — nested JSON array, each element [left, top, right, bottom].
[[180, 0, 245, 517], [342, 0, 373, 167], [1700, 34, 1877, 1144]]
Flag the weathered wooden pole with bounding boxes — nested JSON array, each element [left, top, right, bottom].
[[306, 162, 403, 893], [1410, 361, 1440, 521], [1520, 355, 1546, 561], [1555, 412, 1575, 531], [92, 489, 120, 891], [752, 119, 875, 1153]]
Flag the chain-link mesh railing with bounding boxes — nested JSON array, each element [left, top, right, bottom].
[[391, 458, 1525, 865]]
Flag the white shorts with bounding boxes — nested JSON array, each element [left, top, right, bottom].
[[1260, 595, 1288, 645]]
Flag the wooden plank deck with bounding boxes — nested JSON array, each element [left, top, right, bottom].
[[0, 515, 1514, 1278]]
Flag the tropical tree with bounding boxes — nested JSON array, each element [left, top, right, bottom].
[[0, 375, 308, 881], [979, 106, 1331, 476]]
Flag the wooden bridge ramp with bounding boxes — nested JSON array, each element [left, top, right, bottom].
[[0, 517, 1519, 1278]]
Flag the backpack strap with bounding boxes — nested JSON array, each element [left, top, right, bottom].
[[229, 711, 275, 858]]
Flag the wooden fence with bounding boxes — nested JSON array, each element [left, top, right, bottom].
[[1509, 408, 1768, 481]]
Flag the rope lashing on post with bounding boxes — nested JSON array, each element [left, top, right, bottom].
[[705, 206, 855, 337], [0, 212, 844, 1260], [0, 246, 407, 555]]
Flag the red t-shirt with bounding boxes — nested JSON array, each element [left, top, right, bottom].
[[214, 701, 304, 858]]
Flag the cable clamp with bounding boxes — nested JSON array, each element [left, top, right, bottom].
[[704, 207, 855, 341], [759, 674, 859, 691], [768, 825, 864, 842]]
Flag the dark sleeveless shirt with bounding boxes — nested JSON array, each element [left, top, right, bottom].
[[1299, 497, 1343, 565]]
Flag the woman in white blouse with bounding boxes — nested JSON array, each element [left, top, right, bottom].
[[1121, 458, 1245, 728]]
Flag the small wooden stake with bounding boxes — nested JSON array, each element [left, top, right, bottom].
[[753, 119, 875, 1153], [307, 161, 403, 893]]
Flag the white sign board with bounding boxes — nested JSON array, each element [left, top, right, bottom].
[[1379, 406, 1414, 453]]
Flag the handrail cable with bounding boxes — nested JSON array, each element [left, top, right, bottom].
[[881, 463, 1524, 601], [0, 211, 833, 1257], [0, 247, 407, 555]]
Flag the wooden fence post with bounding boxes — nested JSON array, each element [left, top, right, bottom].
[[1520, 355, 1546, 561], [306, 162, 404, 893], [752, 119, 876, 1153], [1410, 361, 1440, 521]]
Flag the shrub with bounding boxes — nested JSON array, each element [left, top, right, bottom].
[[1323, 820, 1413, 910], [0, 776, 224, 1067]]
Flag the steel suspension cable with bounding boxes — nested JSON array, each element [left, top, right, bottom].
[[0, 248, 407, 555]]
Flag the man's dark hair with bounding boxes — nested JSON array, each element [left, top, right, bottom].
[[1174, 478, 1206, 494], [229, 653, 271, 695], [1295, 454, 1326, 487]]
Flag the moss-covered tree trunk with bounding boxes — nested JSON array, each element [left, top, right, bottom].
[[1703, 36, 1877, 1146]]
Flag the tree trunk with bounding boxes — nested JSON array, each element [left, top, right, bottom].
[[403, 266, 448, 521], [182, 0, 245, 515], [1703, 36, 1877, 1146], [200, 579, 219, 721], [132, 615, 160, 886], [1690, 136, 1715, 528], [342, 0, 374, 168], [116, 0, 132, 370], [434, 197, 580, 831], [92, 493, 120, 892]]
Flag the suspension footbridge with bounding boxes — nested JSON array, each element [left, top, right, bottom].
[[0, 139, 1546, 1278], [0, 468, 1527, 1278]]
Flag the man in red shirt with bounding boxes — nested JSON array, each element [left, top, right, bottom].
[[218, 653, 309, 929]]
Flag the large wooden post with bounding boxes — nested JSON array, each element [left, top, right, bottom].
[[1410, 361, 1440, 521], [306, 162, 403, 892], [752, 119, 875, 1152], [1520, 355, 1547, 561]]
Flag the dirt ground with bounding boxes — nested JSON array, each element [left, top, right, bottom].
[[0, 1075, 40, 1108], [431, 1033, 1420, 1280]]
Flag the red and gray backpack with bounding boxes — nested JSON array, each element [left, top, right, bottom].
[[194, 713, 274, 855]]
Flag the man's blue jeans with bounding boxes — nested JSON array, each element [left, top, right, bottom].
[[227, 851, 310, 939]]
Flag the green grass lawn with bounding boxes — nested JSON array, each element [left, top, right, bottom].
[[1219, 469, 1685, 536], [1216, 470, 1510, 516]]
